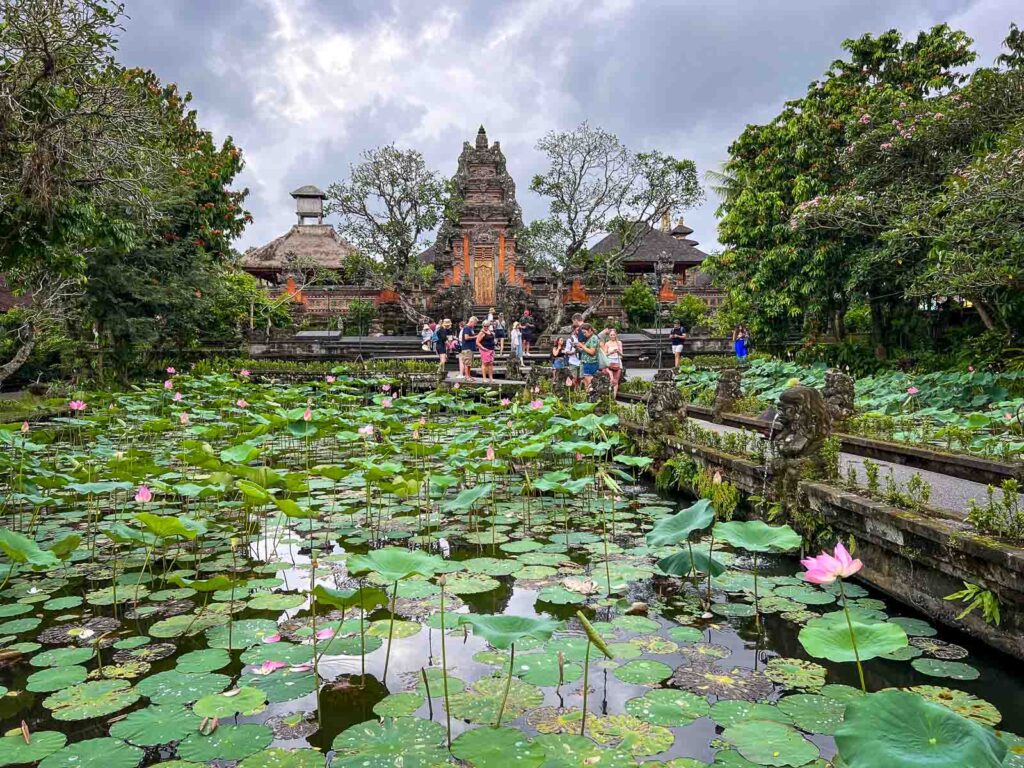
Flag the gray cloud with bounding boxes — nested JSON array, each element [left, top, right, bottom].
[[116, 0, 1019, 253]]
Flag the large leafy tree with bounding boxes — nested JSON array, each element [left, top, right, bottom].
[[326, 145, 449, 286], [521, 122, 702, 329], [707, 25, 975, 352]]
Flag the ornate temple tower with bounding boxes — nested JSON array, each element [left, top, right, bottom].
[[429, 126, 525, 306]]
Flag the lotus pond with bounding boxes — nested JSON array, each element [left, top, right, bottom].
[[1, 372, 1023, 768]]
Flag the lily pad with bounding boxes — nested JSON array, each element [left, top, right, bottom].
[[37, 738, 142, 768], [723, 720, 819, 767], [626, 688, 709, 725], [26, 664, 87, 692], [331, 717, 449, 768], [136, 670, 230, 704], [710, 700, 792, 729], [451, 726, 545, 768], [177, 723, 273, 763], [238, 748, 325, 768], [764, 658, 827, 690], [587, 713, 674, 756], [373, 691, 425, 717], [0, 730, 66, 767], [447, 675, 544, 724], [532, 733, 637, 767], [43, 679, 140, 721], [910, 658, 980, 680], [799, 618, 908, 662], [108, 704, 203, 746], [175, 648, 231, 673], [909, 685, 1001, 726], [612, 659, 672, 685], [777, 693, 847, 734], [193, 686, 268, 718]]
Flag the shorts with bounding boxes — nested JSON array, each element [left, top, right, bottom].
[[480, 348, 495, 364], [582, 361, 599, 377], [672, 344, 684, 354], [459, 349, 474, 366], [495, 330, 506, 339], [552, 358, 567, 370]]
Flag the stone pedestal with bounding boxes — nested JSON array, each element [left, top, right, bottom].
[[824, 368, 855, 424], [647, 381, 688, 439], [713, 368, 743, 421], [770, 385, 833, 522], [588, 373, 612, 408]]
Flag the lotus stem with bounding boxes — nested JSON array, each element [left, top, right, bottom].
[[580, 640, 592, 736], [440, 577, 452, 748], [383, 580, 399, 683], [838, 579, 866, 692], [496, 642, 515, 728]]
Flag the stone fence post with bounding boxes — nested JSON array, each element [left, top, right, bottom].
[[713, 368, 743, 421], [823, 368, 855, 425]]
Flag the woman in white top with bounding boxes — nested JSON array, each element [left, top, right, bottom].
[[510, 322, 523, 362], [601, 329, 624, 396]]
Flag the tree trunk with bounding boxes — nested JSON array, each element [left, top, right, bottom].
[[0, 326, 36, 388], [832, 309, 846, 341], [972, 298, 997, 332]]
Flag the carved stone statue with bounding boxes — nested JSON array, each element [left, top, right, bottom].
[[588, 373, 612, 407], [506, 354, 522, 382], [653, 368, 676, 383], [646, 381, 687, 437], [770, 385, 834, 515], [524, 365, 547, 392], [713, 368, 743, 421], [823, 368, 855, 424]]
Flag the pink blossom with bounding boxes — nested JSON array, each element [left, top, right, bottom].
[[500, 398, 511, 406], [255, 660, 287, 675], [530, 399, 543, 409], [575, 452, 583, 461], [968, 365, 975, 373], [20, 421, 29, 433], [289, 663, 313, 673], [164, 379, 173, 390], [880, 142, 893, 151], [933, 112, 944, 120], [166, 366, 176, 375], [358, 425, 374, 436], [263, 634, 281, 644], [179, 412, 190, 425], [906, 386, 919, 395], [419, 416, 426, 425], [533, 386, 540, 394], [173, 392, 183, 402], [134, 485, 152, 503], [801, 541, 863, 585], [381, 398, 393, 408], [69, 400, 87, 412], [239, 369, 251, 378], [381, 384, 391, 392], [236, 398, 249, 409], [326, 375, 336, 383], [566, 378, 575, 387], [486, 445, 495, 461], [1005, 413, 1014, 421], [314, 627, 335, 640], [858, 114, 871, 125], [302, 407, 312, 422], [454, 382, 460, 389]]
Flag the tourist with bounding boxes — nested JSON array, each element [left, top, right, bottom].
[[436, 318, 453, 373], [574, 323, 601, 390], [670, 321, 688, 368], [476, 320, 497, 383], [460, 316, 479, 381], [602, 329, 624, 396], [510, 322, 523, 363], [551, 336, 566, 383], [421, 323, 434, 351], [486, 307, 496, 323], [520, 309, 536, 354], [494, 313, 507, 354], [733, 324, 749, 361], [565, 313, 584, 386]]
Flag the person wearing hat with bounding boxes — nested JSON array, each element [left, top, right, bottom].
[[494, 312, 507, 354], [435, 319, 453, 373], [421, 322, 433, 352]]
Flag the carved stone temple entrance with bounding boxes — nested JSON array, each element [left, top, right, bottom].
[[421, 126, 526, 306]]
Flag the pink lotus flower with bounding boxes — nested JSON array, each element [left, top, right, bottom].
[[164, 379, 173, 390], [381, 384, 391, 392], [533, 386, 540, 394], [412, 429, 420, 439], [500, 398, 511, 406], [255, 660, 287, 675], [239, 369, 251, 378], [263, 634, 281, 644], [236, 398, 249, 409], [486, 446, 495, 461], [419, 416, 426, 425], [166, 366, 176, 374], [302, 407, 312, 422], [358, 425, 374, 436], [575, 452, 583, 461], [1005, 412, 1014, 421], [453, 382, 460, 389], [20, 421, 29, 433], [135, 485, 152, 503], [530, 399, 543, 409], [173, 392, 183, 402], [69, 400, 87, 412], [566, 377, 575, 387], [289, 663, 313, 673], [179, 412, 190, 425], [801, 541, 863, 585], [381, 398, 392, 408], [906, 386, 919, 395], [858, 113, 871, 125], [326, 375, 336, 383], [314, 627, 335, 640]]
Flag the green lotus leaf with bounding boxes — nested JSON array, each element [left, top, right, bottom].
[[626, 688, 709, 726], [451, 726, 545, 768], [446, 676, 544, 724], [373, 691, 425, 717], [657, 549, 726, 578], [176, 723, 273, 763], [238, 748, 325, 768], [0, 730, 66, 767], [587, 713, 674, 756], [30, 647, 93, 667], [175, 648, 231, 673], [0, 527, 59, 569], [193, 686, 267, 718], [37, 737, 142, 768], [108, 705, 203, 746], [799, 618, 908, 662], [204, 618, 280, 648], [133, 512, 206, 540], [26, 664, 87, 692], [710, 700, 792, 729], [346, 547, 444, 582], [777, 693, 847, 734], [331, 717, 449, 768], [312, 584, 389, 611], [533, 733, 637, 767], [712, 520, 801, 553], [612, 659, 672, 685], [645, 500, 715, 547], [834, 690, 1007, 768], [723, 720, 819, 767], [458, 614, 559, 650], [909, 685, 1001, 726], [442, 483, 494, 512], [136, 670, 230, 704]]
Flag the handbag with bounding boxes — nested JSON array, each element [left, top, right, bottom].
[[597, 348, 610, 369]]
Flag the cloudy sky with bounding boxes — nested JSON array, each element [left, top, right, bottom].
[[116, 0, 1019, 253]]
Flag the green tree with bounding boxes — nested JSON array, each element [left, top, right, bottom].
[[326, 146, 448, 286], [344, 298, 377, 336], [670, 294, 708, 330], [522, 123, 703, 331], [621, 279, 656, 326], [708, 24, 975, 354]]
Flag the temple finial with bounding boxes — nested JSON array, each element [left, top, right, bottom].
[[476, 125, 488, 149]]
